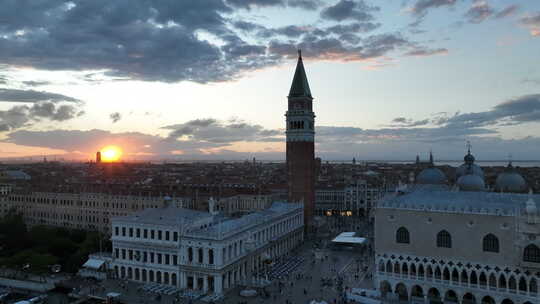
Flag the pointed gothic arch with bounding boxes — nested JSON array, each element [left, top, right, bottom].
[[461, 270, 468, 284], [488, 273, 496, 288], [499, 274, 507, 289], [508, 276, 516, 290], [519, 276, 528, 292], [479, 272, 487, 287]]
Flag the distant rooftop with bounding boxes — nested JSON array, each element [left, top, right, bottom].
[[113, 206, 212, 226], [186, 202, 303, 239]]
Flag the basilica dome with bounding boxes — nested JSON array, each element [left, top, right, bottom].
[[456, 164, 484, 179], [457, 174, 485, 191], [417, 168, 447, 185], [495, 163, 527, 193]]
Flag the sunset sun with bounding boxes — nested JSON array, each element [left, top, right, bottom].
[[100, 146, 122, 162]]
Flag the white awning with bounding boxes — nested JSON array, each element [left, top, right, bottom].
[[331, 232, 367, 244], [83, 258, 105, 270]]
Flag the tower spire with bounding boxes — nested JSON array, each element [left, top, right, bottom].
[[288, 49, 312, 98]]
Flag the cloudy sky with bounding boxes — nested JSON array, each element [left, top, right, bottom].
[[1, 0, 540, 161]]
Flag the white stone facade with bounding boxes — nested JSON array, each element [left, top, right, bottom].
[[374, 186, 540, 304], [110, 202, 304, 294]]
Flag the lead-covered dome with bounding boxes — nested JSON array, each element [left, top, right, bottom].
[[417, 168, 447, 185], [495, 162, 527, 193], [457, 174, 485, 191]]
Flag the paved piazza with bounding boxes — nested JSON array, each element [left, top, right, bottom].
[[48, 235, 374, 304]]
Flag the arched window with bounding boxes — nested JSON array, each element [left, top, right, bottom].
[[437, 230, 452, 248], [396, 227, 410, 244], [524, 244, 540, 263], [483, 234, 499, 253]]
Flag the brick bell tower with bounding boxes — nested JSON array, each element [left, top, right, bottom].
[[286, 50, 315, 229]]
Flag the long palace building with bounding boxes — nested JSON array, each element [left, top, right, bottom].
[[286, 50, 316, 228]]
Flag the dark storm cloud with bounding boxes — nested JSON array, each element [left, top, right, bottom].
[[0, 0, 449, 82], [410, 0, 457, 17], [22, 81, 52, 87], [495, 5, 518, 19], [225, 0, 284, 9], [325, 22, 381, 35], [425, 94, 540, 129], [404, 47, 448, 56], [268, 32, 410, 61], [225, 0, 320, 10], [320, 0, 380, 22], [110, 112, 121, 123], [0, 0, 278, 83], [390, 117, 430, 127], [0, 101, 82, 132], [521, 12, 540, 37], [464, 1, 493, 24], [0, 89, 80, 103], [287, 0, 321, 10], [162, 118, 280, 143]]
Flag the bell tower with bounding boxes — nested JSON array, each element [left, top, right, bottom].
[[286, 50, 315, 229]]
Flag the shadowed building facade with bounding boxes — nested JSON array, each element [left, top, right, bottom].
[[286, 50, 315, 229]]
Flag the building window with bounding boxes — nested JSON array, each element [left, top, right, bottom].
[[437, 230, 452, 248], [483, 234, 499, 253], [143, 252, 147, 263], [122, 227, 126, 236], [115, 248, 119, 259], [209, 249, 214, 264], [115, 227, 119, 236], [165, 231, 170, 241], [524, 244, 540, 263], [151, 230, 155, 239], [129, 228, 133, 237], [173, 232, 178, 241], [158, 230, 162, 240], [188, 247, 193, 262], [165, 254, 170, 265], [173, 255, 178, 266], [121, 249, 126, 259], [150, 252, 154, 263], [136, 228, 140, 238], [396, 227, 410, 244], [144, 229, 148, 238], [198, 248, 203, 263]]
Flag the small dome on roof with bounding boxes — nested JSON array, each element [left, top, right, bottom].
[[457, 174, 485, 191], [417, 168, 447, 185], [495, 163, 527, 193], [464, 152, 475, 163]]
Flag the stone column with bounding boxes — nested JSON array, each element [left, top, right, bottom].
[[203, 275, 208, 292], [215, 274, 223, 294]]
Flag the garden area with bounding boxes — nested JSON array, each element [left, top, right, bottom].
[[0, 210, 111, 275]]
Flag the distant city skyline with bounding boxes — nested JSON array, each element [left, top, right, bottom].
[[1, 0, 540, 161]]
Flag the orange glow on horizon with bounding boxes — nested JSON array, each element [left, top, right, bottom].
[[100, 145, 123, 162]]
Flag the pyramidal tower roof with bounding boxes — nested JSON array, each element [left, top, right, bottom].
[[288, 50, 312, 98]]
